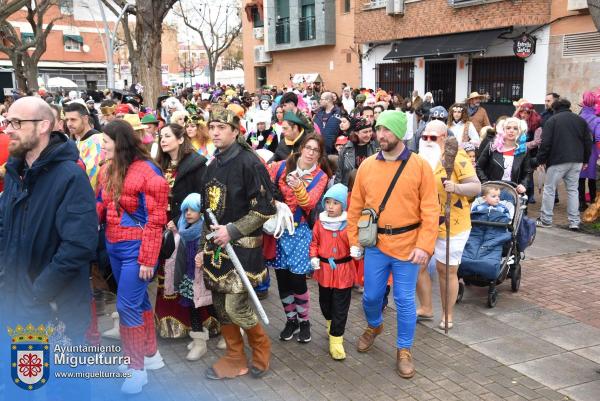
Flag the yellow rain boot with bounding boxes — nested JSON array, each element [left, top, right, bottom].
[[329, 335, 346, 361], [326, 320, 331, 335]]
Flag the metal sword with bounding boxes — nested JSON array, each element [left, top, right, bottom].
[[205, 208, 269, 325]]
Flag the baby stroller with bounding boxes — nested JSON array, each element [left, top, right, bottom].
[[456, 181, 535, 308]]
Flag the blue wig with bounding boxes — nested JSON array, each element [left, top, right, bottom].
[[180, 193, 202, 213]]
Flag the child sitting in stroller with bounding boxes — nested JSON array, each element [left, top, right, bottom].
[[460, 185, 513, 281]]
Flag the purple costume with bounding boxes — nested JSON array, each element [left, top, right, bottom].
[[580, 106, 600, 179]]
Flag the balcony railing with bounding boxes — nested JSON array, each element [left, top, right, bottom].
[[275, 17, 290, 44], [299, 16, 316, 41]]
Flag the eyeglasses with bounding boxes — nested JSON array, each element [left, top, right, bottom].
[[1, 119, 43, 130], [421, 135, 439, 142], [303, 145, 320, 154]]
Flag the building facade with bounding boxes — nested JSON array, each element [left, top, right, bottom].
[[241, 0, 360, 92], [546, 0, 600, 108], [358, 0, 552, 118]]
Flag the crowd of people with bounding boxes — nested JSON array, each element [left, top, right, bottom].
[[0, 80, 598, 395]]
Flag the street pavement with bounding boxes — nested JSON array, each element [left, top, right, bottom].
[[95, 200, 600, 400]]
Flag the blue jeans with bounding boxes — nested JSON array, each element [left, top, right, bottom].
[[106, 240, 152, 327], [363, 247, 419, 349]]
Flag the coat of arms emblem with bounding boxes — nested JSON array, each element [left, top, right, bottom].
[[8, 324, 53, 391]]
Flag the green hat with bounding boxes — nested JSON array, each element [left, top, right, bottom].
[[209, 105, 240, 130], [356, 94, 367, 103], [375, 110, 407, 140], [141, 113, 159, 125], [283, 111, 307, 129]]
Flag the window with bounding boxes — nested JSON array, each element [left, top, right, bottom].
[[369, 0, 387, 8], [376, 62, 414, 98], [251, 6, 264, 28], [20, 32, 34, 45], [299, 0, 315, 41], [63, 34, 83, 51], [275, 0, 290, 44], [471, 57, 524, 104], [59, 0, 73, 15], [343, 0, 351, 13]]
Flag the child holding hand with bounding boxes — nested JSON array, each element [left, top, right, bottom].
[[310, 184, 355, 360]]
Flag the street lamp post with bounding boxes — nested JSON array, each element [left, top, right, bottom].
[[96, 0, 133, 89]]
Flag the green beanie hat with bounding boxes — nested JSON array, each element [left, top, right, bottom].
[[375, 110, 407, 140]]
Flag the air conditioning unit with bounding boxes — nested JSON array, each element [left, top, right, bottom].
[[386, 0, 404, 15], [567, 0, 588, 11], [254, 45, 272, 64], [253, 27, 264, 40]]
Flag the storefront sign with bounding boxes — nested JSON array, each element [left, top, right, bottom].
[[513, 34, 536, 59]]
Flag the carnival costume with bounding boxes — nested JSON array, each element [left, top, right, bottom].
[[201, 107, 276, 380]]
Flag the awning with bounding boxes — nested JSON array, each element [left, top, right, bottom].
[[21, 32, 34, 41], [383, 28, 508, 60], [63, 34, 83, 44], [291, 73, 322, 84]]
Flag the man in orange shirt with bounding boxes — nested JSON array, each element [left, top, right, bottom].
[[348, 110, 438, 379]]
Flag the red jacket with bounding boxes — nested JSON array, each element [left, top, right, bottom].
[[310, 217, 355, 289], [96, 159, 169, 267]]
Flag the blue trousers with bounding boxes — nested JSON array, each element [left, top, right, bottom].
[[106, 240, 152, 327], [363, 247, 419, 349]]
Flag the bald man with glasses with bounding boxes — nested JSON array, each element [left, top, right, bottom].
[[0, 96, 98, 342]]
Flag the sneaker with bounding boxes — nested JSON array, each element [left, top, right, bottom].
[[536, 219, 552, 228], [121, 368, 148, 394], [118, 350, 164, 372], [279, 319, 299, 341], [569, 225, 580, 232], [297, 321, 311, 343]]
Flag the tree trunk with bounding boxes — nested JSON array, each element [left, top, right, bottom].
[[590, 0, 600, 31], [135, 1, 165, 108], [11, 53, 27, 90], [22, 56, 38, 91]]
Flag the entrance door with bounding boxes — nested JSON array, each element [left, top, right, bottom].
[[425, 60, 456, 110], [255, 66, 267, 90]]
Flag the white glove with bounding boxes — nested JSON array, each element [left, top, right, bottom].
[[277, 201, 295, 237], [350, 246, 363, 259], [310, 257, 321, 270]]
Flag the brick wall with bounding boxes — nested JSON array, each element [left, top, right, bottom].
[[354, 0, 552, 43]]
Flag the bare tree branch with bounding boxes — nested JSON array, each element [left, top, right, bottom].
[[0, 0, 29, 23]]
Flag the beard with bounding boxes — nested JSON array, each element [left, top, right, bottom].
[[8, 134, 39, 158], [419, 139, 442, 170], [379, 135, 401, 152]]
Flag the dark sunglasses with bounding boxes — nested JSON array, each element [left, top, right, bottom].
[[421, 135, 439, 142]]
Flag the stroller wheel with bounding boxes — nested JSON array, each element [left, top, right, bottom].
[[457, 282, 465, 303], [487, 287, 498, 308], [511, 264, 522, 292]]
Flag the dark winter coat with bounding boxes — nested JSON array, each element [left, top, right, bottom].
[[169, 151, 207, 224], [476, 143, 532, 188], [334, 140, 379, 186], [535, 107, 592, 168], [269, 130, 306, 163], [314, 106, 342, 154], [0, 132, 98, 339]]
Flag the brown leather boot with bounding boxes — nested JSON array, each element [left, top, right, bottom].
[[356, 324, 383, 353], [396, 348, 415, 379], [245, 323, 271, 378], [206, 324, 248, 380]]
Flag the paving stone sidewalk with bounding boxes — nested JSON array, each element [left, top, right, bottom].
[[97, 276, 567, 401]]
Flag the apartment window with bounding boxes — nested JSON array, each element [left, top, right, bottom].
[[299, 0, 316, 41], [343, 0, 351, 13], [369, 0, 387, 8], [376, 62, 414, 98], [20, 32, 34, 45], [60, 0, 74, 15], [471, 57, 524, 104], [251, 7, 264, 28], [275, 0, 290, 44], [63, 34, 83, 51]]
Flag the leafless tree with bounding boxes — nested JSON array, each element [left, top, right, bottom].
[[0, 0, 30, 22], [102, 0, 177, 107], [176, 0, 242, 85], [0, 0, 62, 91]]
